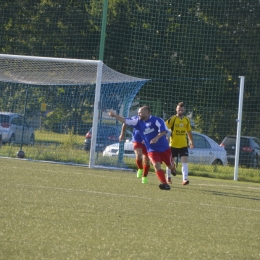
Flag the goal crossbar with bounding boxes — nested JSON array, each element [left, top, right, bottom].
[[0, 54, 100, 65], [0, 54, 147, 86]]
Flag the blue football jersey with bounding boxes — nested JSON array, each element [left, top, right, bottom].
[[132, 129, 143, 143], [128, 116, 143, 143], [125, 115, 169, 152]]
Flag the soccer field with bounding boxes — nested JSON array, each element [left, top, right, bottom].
[[1, 158, 260, 260]]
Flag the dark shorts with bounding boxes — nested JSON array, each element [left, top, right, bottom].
[[133, 141, 148, 156], [171, 147, 189, 158]]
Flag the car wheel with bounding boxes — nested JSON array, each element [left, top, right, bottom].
[[250, 156, 258, 169], [9, 134, 15, 145], [212, 159, 223, 166], [29, 134, 34, 146]]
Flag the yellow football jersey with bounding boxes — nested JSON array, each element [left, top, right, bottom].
[[165, 115, 192, 148]]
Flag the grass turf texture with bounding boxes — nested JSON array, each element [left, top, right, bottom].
[[1, 158, 260, 260]]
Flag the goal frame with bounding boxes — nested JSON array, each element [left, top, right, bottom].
[[0, 54, 103, 168]]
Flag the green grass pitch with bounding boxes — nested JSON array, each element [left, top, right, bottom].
[[0, 158, 260, 259]]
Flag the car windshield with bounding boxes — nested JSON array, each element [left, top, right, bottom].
[[223, 136, 236, 146], [89, 126, 131, 139], [193, 134, 211, 148], [252, 138, 260, 148], [101, 126, 119, 133], [89, 126, 121, 135]]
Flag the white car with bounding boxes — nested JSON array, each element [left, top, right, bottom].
[[189, 132, 228, 165], [0, 112, 34, 145], [103, 140, 135, 158], [103, 132, 228, 166]]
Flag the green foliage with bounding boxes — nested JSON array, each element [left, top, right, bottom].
[[43, 110, 63, 130], [61, 127, 79, 149], [0, 1, 260, 167], [0, 144, 88, 165]]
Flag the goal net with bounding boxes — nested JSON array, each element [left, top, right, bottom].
[[0, 54, 148, 169]]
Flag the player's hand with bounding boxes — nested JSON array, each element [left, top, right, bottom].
[[119, 135, 124, 142], [108, 111, 116, 117], [190, 142, 194, 148], [150, 137, 159, 144]]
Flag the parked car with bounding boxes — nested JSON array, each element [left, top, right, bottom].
[[103, 132, 228, 166], [103, 140, 136, 158], [0, 112, 34, 145], [84, 125, 132, 152], [220, 135, 260, 168]]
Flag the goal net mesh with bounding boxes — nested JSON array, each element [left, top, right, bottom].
[[0, 55, 148, 169]]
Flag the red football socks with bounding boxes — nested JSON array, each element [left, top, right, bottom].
[[156, 169, 167, 183], [136, 159, 143, 169], [143, 164, 150, 177]]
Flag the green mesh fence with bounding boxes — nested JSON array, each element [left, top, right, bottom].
[[0, 1, 260, 174]]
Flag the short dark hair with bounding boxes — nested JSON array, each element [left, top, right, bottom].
[[177, 102, 185, 107]]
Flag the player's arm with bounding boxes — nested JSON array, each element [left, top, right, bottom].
[[151, 118, 168, 143], [186, 117, 194, 148], [109, 111, 126, 124], [150, 130, 167, 144], [187, 131, 194, 148], [165, 117, 172, 128], [163, 121, 172, 139], [165, 117, 174, 138], [119, 123, 127, 141]]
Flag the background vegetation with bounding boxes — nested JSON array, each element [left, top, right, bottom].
[[1, 0, 260, 140], [0, 1, 260, 171]]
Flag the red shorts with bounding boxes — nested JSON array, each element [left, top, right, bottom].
[[133, 142, 148, 156], [148, 148, 172, 166]]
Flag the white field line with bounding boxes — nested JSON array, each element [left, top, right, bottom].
[[196, 183, 260, 190], [6, 165, 260, 190], [16, 184, 260, 213], [4, 166, 260, 191]]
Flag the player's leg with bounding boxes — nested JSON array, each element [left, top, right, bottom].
[[143, 154, 150, 176], [141, 144, 150, 183], [148, 151, 170, 190], [171, 157, 177, 176], [133, 142, 143, 178], [166, 147, 178, 184], [166, 158, 176, 184], [180, 147, 189, 185]]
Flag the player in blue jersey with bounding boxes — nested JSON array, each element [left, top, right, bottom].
[[119, 125, 150, 184], [109, 106, 175, 190]]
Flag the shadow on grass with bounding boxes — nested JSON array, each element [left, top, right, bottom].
[[201, 189, 260, 201]]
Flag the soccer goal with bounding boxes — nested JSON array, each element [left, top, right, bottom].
[[0, 54, 148, 169]]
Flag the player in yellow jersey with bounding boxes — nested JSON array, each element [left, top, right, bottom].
[[165, 102, 194, 185]]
